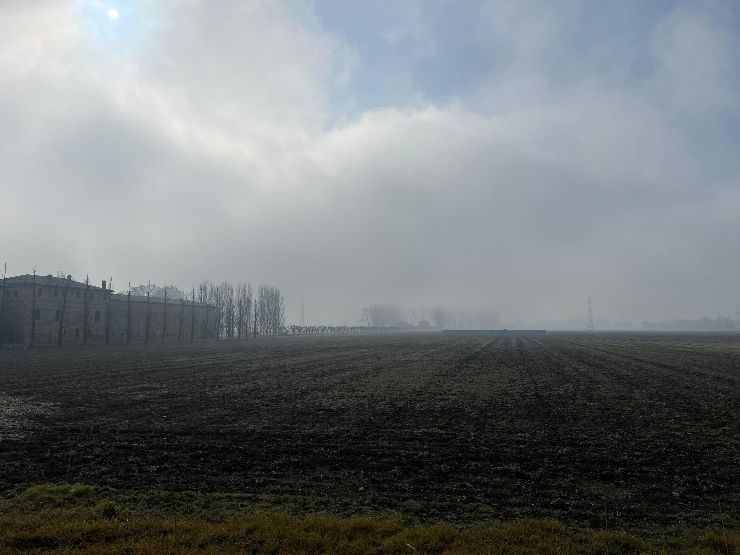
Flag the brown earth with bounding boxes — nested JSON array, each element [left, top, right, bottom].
[[0, 332, 737, 532]]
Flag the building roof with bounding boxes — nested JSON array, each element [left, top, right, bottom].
[[4, 274, 213, 307], [111, 293, 211, 307], [3, 274, 107, 290]]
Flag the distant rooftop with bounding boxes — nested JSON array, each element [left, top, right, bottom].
[[3, 274, 107, 290], [111, 292, 210, 307]]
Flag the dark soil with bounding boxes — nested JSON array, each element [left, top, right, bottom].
[[0, 332, 738, 531]]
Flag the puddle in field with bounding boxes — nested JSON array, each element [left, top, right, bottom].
[[0, 393, 56, 440]]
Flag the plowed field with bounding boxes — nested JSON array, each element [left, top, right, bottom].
[[0, 332, 737, 531]]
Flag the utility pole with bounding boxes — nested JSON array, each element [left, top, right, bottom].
[[145, 281, 151, 344], [203, 302, 209, 340], [105, 277, 112, 345], [57, 275, 71, 347], [30, 269, 37, 348], [0, 263, 6, 348], [82, 275, 90, 345], [162, 286, 168, 343], [178, 295, 184, 343], [587, 296, 595, 331], [126, 282, 131, 345], [191, 286, 195, 342]]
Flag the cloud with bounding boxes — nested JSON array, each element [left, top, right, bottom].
[[1, 0, 739, 324]]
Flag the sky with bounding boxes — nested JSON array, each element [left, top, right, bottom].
[[1, 0, 739, 325]]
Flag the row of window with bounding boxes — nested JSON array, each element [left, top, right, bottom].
[[33, 309, 102, 323], [4, 289, 102, 299]]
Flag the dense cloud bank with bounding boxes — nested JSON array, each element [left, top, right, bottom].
[[1, 1, 739, 324]]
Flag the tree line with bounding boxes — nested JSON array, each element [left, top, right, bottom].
[[193, 281, 285, 339], [124, 279, 286, 339], [360, 303, 501, 330]]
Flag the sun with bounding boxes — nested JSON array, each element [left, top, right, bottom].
[[107, 8, 120, 20]]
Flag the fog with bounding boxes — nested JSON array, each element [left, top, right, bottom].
[[2, 1, 739, 326]]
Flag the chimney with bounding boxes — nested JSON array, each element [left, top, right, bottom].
[[102, 280, 106, 290]]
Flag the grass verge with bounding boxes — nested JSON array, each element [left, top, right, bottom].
[[1, 484, 737, 554]]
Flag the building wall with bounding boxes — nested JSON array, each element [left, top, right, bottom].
[[107, 296, 216, 343], [0, 283, 216, 345]]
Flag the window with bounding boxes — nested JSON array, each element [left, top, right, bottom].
[[75, 328, 80, 337], [14, 291, 18, 298], [55, 309, 61, 322], [95, 310, 101, 322], [76, 291, 80, 298], [38, 289, 43, 297], [54, 290, 58, 297], [33, 309, 41, 321]]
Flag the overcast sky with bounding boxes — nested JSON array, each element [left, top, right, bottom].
[[2, 0, 739, 325]]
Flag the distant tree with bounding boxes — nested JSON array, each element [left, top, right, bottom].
[[198, 280, 211, 338], [129, 283, 186, 300], [162, 287, 168, 343], [223, 281, 236, 339], [257, 285, 285, 335], [190, 287, 195, 342], [361, 304, 405, 327], [236, 282, 252, 340], [208, 282, 225, 339]]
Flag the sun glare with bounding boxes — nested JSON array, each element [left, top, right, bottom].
[[107, 8, 119, 20]]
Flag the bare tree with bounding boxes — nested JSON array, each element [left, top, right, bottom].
[[223, 281, 235, 339], [199, 280, 211, 339], [0, 263, 6, 348], [257, 285, 285, 335], [360, 307, 371, 327], [190, 286, 195, 342], [236, 282, 252, 340], [361, 304, 405, 327], [208, 282, 223, 339]]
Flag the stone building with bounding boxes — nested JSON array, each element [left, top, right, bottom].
[[0, 274, 217, 346]]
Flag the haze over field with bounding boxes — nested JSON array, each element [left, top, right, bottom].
[[2, 1, 739, 325]]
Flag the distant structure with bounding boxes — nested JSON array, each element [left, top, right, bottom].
[[442, 329, 546, 335], [300, 297, 305, 327], [587, 296, 595, 331], [0, 274, 217, 346]]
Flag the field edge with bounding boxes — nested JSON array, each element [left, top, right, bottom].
[[1, 484, 737, 554]]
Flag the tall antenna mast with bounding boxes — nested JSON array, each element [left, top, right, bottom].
[[300, 296, 305, 327], [587, 296, 595, 331]]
